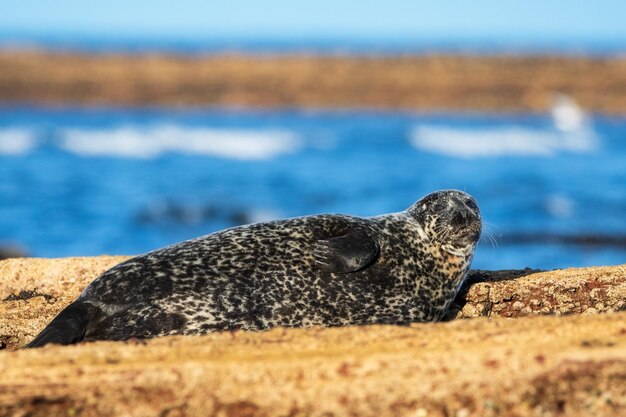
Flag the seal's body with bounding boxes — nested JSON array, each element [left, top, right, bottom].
[[27, 190, 481, 347]]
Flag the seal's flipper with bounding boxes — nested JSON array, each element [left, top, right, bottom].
[[26, 301, 94, 348], [314, 227, 379, 273]]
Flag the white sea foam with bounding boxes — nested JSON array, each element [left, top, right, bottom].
[[0, 128, 37, 155], [410, 95, 598, 158], [58, 125, 302, 160], [410, 126, 597, 158]]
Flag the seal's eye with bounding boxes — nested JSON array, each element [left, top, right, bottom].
[[433, 203, 446, 212], [466, 199, 478, 210]]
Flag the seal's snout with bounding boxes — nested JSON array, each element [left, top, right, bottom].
[[451, 210, 466, 227], [451, 204, 481, 244], [408, 189, 482, 248], [450, 195, 480, 227]]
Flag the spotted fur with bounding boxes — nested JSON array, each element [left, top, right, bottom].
[[27, 190, 481, 347]]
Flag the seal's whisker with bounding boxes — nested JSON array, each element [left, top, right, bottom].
[[433, 224, 448, 241], [488, 232, 499, 248], [480, 230, 499, 248], [483, 221, 500, 229], [435, 226, 451, 243]]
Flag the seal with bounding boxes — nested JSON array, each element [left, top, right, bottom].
[[27, 189, 481, 347]]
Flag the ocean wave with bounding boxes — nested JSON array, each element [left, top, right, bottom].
[[409, 126, 598, 158], [0, 128, 37, 155], [410, 94, 599, 158], [58, 125, 302, 160]]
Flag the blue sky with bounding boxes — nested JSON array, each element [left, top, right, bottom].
[[1, 0, 625, 42]]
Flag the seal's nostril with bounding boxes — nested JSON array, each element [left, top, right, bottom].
[[452, 212, 464, 225]]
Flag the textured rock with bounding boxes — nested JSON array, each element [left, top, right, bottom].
[[0, 312, 625, 417], [1, 257, 625, 416], [1, 257, 625, 350], [447, 266, 626, 319]]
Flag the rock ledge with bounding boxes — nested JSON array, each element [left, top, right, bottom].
[[1, 257, 625, 417]]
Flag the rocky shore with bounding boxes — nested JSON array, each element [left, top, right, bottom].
[[1, 257, 625, 416], [2, 51, 626, 113]]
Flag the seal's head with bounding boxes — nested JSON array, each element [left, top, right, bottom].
[[408, 190, 482, 254]]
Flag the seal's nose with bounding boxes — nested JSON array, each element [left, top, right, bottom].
[[451, 195, 479, 215], [450, 197, 476, 227], [451, 211, 465, 227], [451, 196, 469, 212]]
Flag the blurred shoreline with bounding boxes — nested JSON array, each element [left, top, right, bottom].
[[1, 51, 626, 113]]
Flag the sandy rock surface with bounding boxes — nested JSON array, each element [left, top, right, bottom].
[[1, 311, 625, 417], [1, 257, 625, 416], [1, 257, 625, 350]]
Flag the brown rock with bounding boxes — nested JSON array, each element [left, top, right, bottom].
[[2, 52, 626, 113], [1, 258, 625, 416], [446, 266, 626, 320], [0, 312, 625, 417]]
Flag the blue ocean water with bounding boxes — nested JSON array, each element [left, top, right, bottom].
[[0, 106, 625, 270]]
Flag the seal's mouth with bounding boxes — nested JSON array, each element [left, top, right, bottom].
[[436, 224, 481, 257], [434, 222, 481, 247], [461, 224, 482, 246]]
